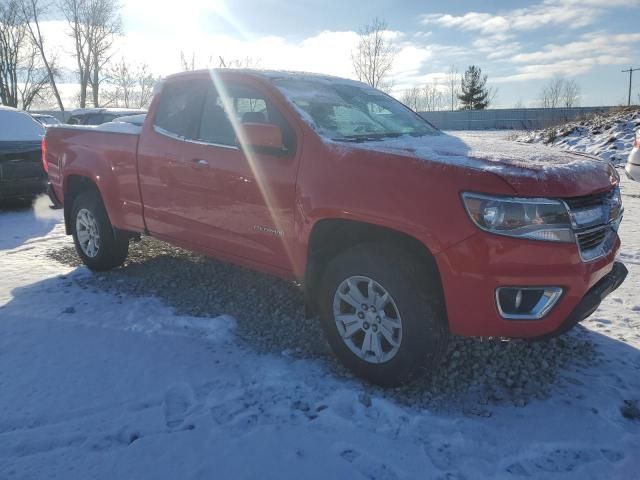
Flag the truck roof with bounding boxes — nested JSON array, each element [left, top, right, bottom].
[[164, 68, 368, 87]]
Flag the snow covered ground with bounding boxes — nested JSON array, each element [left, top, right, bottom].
[[1, 180, 639, 479]]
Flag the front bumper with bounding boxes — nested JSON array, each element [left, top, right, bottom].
[[536, 261, 627, 339], [436, 230, 624, 338]]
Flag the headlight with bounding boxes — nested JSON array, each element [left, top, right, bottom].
[[461, 192, 574, 242]]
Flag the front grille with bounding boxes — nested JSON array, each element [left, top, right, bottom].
[[576, 227, 607, 251], [564, 189, 610, 210], [562, 186, 621, 261]]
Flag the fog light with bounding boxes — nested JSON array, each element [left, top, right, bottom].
[[496, 287, 562, 320]]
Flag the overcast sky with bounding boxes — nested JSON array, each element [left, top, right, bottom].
[[43, 0, 640, 107]]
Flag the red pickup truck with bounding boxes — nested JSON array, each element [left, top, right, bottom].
[[43, 69, 627, 386]]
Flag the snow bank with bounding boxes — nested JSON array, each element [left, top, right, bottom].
[[517, 107, 640, 165]]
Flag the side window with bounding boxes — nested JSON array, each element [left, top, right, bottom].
[[85, 114, 104, 125], [154, 80, 207, 139], [67, 115, 81, 125], [198, 82, 296, 152], [198, 87, 236, 146]]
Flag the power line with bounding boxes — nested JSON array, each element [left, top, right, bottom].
[[622, 67, 640, 106]]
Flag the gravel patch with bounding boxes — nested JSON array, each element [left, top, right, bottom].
[[48, 237, 599, 409]]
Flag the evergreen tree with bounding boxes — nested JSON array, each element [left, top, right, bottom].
[[457, 65, 490, 110]]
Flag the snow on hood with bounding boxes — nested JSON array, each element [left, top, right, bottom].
[[339, 132, 600, 173], [333, 132, 615, 196]]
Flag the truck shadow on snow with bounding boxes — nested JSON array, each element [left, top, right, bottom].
[[0, 196, 61, 250], [36, 237, 640, 411]]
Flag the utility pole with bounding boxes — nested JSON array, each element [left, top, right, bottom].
[[622, 67, 639, 106]]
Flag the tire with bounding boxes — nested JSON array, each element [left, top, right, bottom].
[[318, 242, 448, 387], [70, 189, 129, 271]]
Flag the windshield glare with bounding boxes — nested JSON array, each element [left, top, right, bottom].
[[273, 79, 438, 141]]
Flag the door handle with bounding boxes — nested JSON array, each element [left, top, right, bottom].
[[192, 159, 209, 168]]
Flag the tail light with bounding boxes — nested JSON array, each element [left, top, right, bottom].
[[41, 136, 48, 174]]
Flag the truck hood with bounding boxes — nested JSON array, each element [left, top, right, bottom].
[[339, 132, 616, 197]]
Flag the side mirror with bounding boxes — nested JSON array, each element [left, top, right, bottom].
[[241, 122, 285, 153]]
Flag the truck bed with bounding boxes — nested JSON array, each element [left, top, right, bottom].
[[45, 125, 146, 233]]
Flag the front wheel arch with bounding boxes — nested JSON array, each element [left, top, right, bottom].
[[303, 218, 446, 322]]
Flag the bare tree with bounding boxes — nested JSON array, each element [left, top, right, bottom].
[[60, 0, 121, 108], [423, 81, 444, 111], [180, 51, 261, 71], [444, 65, 459, 111], [61, 0, 91, 108], [486, 86, 499, 108], [103, 57, 155, 108], [87, 0, 121, 107], [218, 55, 260, 68], [102, 56, 133, 107], [18, 45, 50, 109], [135, 63, 155, 108], [18, 0, 64, 110], [351, 17, 395, 90], [539, 78, 564, 108], [540, 77, 581, 108], [0, 0, 25, 107], [180, 50, 196, 71], [401, 86, 422, 111], [562, 79, 580, 107]]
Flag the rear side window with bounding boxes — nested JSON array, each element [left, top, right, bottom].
[[154, 80, 208, 139]]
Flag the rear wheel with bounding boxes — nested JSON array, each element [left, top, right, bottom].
[[318, 243, 448, 387], [71, 190, 129, 271]]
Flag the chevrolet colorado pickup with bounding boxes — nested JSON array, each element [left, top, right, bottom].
[[43, 69, 627, 386]]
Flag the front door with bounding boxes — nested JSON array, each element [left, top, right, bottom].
[[138, 74, 300, 272]]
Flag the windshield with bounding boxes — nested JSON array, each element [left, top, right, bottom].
[[272, 78, 438, 142], [39, 116, 61, 126]]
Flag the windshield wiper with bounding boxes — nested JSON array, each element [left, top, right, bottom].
[[331, 132, 405, 143]]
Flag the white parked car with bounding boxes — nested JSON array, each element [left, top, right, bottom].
[[625, 129, 640, 181]]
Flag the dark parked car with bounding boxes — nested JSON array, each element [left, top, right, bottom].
[[31, 113, 62, 126], [0, 106, 46, 201], [67, 108, 146, 126]]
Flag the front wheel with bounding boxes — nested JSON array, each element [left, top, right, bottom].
[[318, 243, 449, 387], [70, 190, 129, 271]]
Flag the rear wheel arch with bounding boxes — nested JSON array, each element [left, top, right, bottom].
[[63, 175, 101, 234], [304, 218, 446, 320]]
